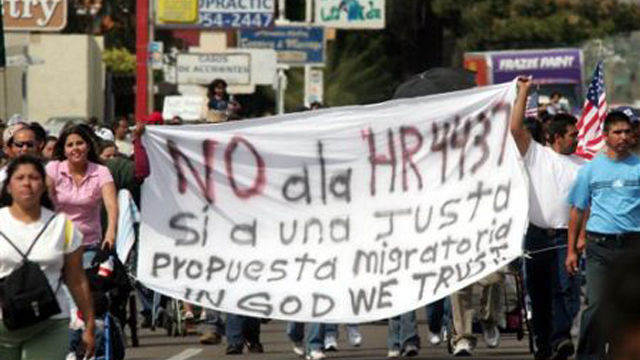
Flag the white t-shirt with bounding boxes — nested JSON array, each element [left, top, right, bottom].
[[115, 137, 133, 156], [524, 141, 585, 229], [0, 207, 83, 319], [0, 167, 7, 186]]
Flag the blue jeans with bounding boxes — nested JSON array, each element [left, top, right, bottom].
[[226, 314, 260, 347], [387, 311, 419, 351], [199, 310, 225, 335], [426, 298, 451, 334], [325, 323, 359, 338], [524, 225, 580, 356], [306, 323, 325, 351], [286, 322, 304, 343]]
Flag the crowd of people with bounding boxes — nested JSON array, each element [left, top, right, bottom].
[[0, 76, 640, 360]]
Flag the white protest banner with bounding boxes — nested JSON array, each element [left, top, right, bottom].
[[139, 81, 528, 323], [315, 0, 385, 29], [177, 53, 251, 85]]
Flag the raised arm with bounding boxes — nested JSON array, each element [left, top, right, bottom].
[[510, 77, 533, 156]]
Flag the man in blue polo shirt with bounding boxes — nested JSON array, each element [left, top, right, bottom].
[[567, 110, 640, 360]]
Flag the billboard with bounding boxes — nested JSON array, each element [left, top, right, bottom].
[[315, 0, 385, 29], [238, 26, 325, 66], [3, 0, 67, 32], [490, 49, 583, 84], [158, 0, 275, 28], [177, 53, 251, 85]]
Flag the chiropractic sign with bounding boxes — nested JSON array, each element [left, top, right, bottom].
[[138, 82, 528, 323], [3, 0, 67, 31]]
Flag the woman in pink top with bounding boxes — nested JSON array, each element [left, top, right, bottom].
[[46, 125, 118, 253]]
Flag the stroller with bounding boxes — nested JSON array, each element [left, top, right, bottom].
[[69, 250, 133, 360]]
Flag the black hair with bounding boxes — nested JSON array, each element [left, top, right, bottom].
[[600, 250, 640, 353], [98, 140, 116, 155], [550, 91, 562, 99], [547, 113, 577, 143], [0, 155, 53, 210], [170, 116, 183, 125], [60, 120, 77, 136], [208, 78, 227, 93], [207, 79, 229, 101], [603, 110, 632, 132], [52, 125, 101, 164], [45, 135, 58, 143], [524, 116, 545, 144], [112, 117, 129, 131], [29, 122, 46, 144], [310, 101, 324, 109]]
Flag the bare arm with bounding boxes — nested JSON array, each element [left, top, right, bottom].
[[64, 248, 95, 357], [577, 207, 590, 254], [101, 182, 119, 250], [566, 206, 584, 275], [510, 77, 533, 156]]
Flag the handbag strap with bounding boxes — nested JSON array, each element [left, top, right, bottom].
[[0, 213, 58, 260]]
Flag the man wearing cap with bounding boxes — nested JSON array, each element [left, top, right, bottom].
[[511, 77, 584, 360], [0, 122, 40, 183], [567, 110, 640, 360], [617, 106, 640, 156]]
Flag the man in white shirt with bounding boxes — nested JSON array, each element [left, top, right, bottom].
[[112, 117, 133, 157], [511, 78, 584, 360]]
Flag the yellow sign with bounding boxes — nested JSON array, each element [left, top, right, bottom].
[[157, 0, 198, 24]]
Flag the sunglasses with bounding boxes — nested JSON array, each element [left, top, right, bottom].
[[12, 141, 35, 149]]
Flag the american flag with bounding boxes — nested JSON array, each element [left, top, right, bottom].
[[575, 61, 607, 160], [525, 91, 539, 118]]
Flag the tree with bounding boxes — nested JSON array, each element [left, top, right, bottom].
[[432, 0, 640, 65]]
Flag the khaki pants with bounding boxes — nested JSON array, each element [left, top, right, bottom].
[[451, 271, 504, 345]]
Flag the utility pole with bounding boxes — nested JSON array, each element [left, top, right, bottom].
[[303, 0, 313, 107], [274, 0, 289, 114], [135, 0, 150, 122], [148, 0, 155, 114]]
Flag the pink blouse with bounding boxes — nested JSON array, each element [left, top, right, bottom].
[[46, 160, 114, 246]]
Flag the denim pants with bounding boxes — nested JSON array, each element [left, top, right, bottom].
[[576, 235, 640, 360], [226, 314, 260, 347], [426, 298, 451, 334], [199, 309, 225, 335], [325, 323, 359, 338], [524, 225, 580, 356], [306, 323, 325, 351], [286, 322, 304, 343], [387, 311, 419, 350]]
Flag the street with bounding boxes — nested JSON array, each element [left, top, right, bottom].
[[125, 319, 534, 360]]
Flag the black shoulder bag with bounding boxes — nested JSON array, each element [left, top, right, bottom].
[[0, 214, 61, 330]]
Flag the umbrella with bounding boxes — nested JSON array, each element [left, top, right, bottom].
[[392, 67, 477, 100]]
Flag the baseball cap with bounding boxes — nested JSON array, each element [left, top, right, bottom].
[[3, 122, 28, 144], [95, 127, 115, 142], [614, 106, 639, 123]]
